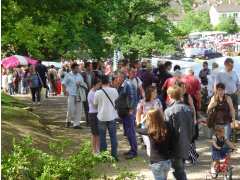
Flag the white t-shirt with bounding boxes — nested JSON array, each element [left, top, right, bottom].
[[62, 72, 86, 96], [2, 75, 8, 88], [7, 74, 13, 84], [94, 86, 119, 121]]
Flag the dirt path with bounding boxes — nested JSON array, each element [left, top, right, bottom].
[[17, 95, 240, 180]]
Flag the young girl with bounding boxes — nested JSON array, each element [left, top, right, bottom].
[[87, 78, 101, 154], [211, 126, 235, 174], [136, 86, 163, 156], [137, 109, 173, 180]]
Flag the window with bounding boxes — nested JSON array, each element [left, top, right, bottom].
[[233, 13, 238, 17]]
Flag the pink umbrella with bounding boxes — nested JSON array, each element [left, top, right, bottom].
[[1, 55, 38, 69]]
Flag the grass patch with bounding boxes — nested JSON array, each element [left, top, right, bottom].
[[1, 106, 39, 121], [1, 92, 26, 108]]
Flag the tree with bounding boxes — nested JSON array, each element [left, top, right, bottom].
[[2, 0, 176, 60], [216, 16, 239, 34], [177, 11, 212, 35], [1, 0, 112, 60], [108, 0, 177, 60]]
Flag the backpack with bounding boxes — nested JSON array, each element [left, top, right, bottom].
[[115, 92, 130, 118]]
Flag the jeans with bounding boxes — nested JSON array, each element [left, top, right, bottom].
[[224, 123, 231, 140], [228, 93, 238, 121], [150, 160, 171, 180], [98, 120, 118, 158], [171, 158, 187, 180], [30, 87, 41, 102], [8, 83, 14, 95], [122, 114, 137, 155]]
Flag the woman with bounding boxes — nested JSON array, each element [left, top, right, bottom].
[[87, 78, 101, 154], [175, 81, 196, 125], [27, 66, 42, 105], [136, 86, 163, 156], [207, 83, 235, 140], [137, 109, 173, 180], [1, 69, 8, 93], [175, 81, 199, 164]]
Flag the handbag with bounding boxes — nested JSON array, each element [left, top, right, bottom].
[[207, 107, 217, 128]]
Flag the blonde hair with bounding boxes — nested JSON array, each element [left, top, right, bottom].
[[167, 86, 182, 100]]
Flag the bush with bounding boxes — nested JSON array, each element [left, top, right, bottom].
[[2, 137, 114, 180]]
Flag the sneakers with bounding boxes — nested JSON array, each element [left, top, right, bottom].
[[123, 151, 131, 156], [72, 126, 82, 129], [125, 154, 137, 160], [211, 167, 217, 178]]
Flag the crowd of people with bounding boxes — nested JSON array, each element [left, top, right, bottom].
[[1, 57, 239, 180]]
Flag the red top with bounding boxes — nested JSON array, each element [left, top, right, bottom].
[[162, 77, 179, 104], [182, 75, 201, 110]]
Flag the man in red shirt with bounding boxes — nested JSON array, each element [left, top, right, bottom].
[[182, 68, 201, 111], [162, 70, 182, 106]]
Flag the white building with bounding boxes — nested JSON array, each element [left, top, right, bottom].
[[209, 3, 240, 26]]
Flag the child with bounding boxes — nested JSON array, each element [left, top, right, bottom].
[[211, 126, 235, 174], [137, 109, 173, 180]]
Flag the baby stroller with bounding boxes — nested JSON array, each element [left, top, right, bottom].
[[206, 149, 234, 180]]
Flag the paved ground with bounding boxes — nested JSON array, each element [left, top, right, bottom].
[[17, 95, 240, 180]]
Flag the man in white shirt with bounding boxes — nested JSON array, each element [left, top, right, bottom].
[[94, 75, 119, 160], [62, 63, 87, 128]]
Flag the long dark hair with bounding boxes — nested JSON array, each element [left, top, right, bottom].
[[146, 109, 167, 143]]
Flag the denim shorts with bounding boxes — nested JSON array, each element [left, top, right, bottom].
[[150, 159, 171, 180]]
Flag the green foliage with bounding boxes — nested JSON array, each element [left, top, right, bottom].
[[216, 16, 239, 34], [2, 137, 114, 180], [1, 92, 26, 108], [109, 0, 177, 60], [177, 11, 212, 35], [1, 0, 112, 60], [2, 0, 176, 60], [182, 0, 193, 12], [115, 171, 138, 180]]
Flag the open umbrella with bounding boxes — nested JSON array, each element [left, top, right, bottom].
[[1, 55, 38, 69]]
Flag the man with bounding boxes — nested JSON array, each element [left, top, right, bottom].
[[137, 60, 154, 91], [165, 86, 194, 180], [207, 62, 219, 97], [35, 60, 48, 98], [162, 70, 182, 108], [199, 61, 210, 86], [199, 61, 211, 112], [81, 61, 95, 126], [129, 67, 144, 102], [62, 63, 87, 128], [48, 65, 58, 96], [82, 61, 94, 89], [164, 61, 173, 73], [154, 63, 172, 98], [116, 71, 138, 159], [216, 58, 240, 120], [94, 75, 119, 160], [182, 68, 201, 111]]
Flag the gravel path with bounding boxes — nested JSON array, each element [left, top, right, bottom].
[[19, 95, 240, 180]]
